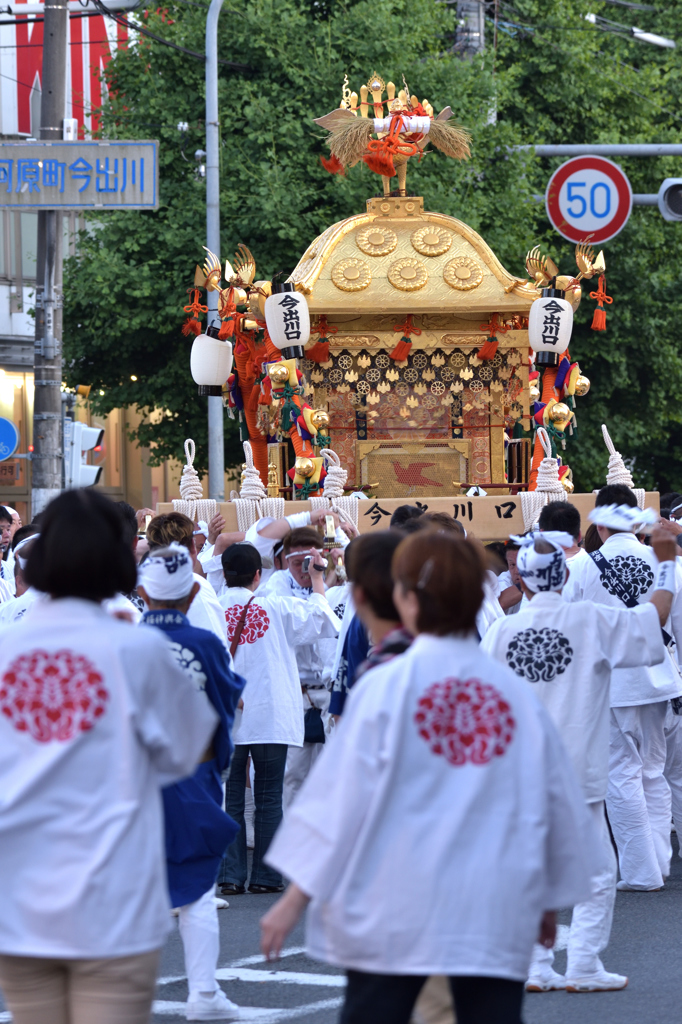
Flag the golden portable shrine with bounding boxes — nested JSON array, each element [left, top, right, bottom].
[[180, 73, 656, 538]]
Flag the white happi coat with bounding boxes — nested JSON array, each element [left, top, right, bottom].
[[219, 587, 340, 747], [0, 598, 216, 959], [563, 532, 682, 706], [188, 573, 229, 648], [260, 570, 342, 685], [481, 591, 665, 802], [266, 633, 595, 979]]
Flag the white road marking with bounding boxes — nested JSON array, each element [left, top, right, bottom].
[[158, 946, 309, 987], [554, 923, 570, 951], [152, 997, 343, 1021], [215, 967, 345, 987]]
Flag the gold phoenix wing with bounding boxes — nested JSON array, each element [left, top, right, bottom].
[[525, 245, 559, 286], [202, 246, 222, 292], [232, 243, 256, 287]]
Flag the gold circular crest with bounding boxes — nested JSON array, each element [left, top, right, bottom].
[[443, 257, 483, 291], [411, 226, 453, 257], [388, 258, 428, 292], [356, 226, 398, 257], [331, 258, 372, 292]]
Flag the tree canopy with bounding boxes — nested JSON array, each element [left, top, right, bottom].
[[63, 0, 682, 490]]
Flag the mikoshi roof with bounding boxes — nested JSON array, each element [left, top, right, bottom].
[[288, 196, 539, 316]]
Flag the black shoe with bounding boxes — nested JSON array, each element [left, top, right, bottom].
[[248, 884, 284, 894], [220, 883, 246, 895]]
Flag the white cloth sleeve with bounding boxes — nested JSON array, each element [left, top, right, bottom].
[[121, 635, 218, 785], [197, 543, 215, 567], [594, 603, 665, 669], [286, 512, 311, 529], [538, 703, 599, 909], [270, 592, 341, 646]]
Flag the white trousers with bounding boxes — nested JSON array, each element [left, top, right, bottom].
[[283, 687, 331, 810], [529, 801, 616, 979], [607, 701, 671, 888], [177, 887, 220, 998], [664, 704, 682, 856]]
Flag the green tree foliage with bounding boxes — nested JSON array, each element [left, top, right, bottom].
[[63, 0, 682, 489]]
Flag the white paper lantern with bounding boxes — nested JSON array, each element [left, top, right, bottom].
[[264, 283, 310, 358], [190, 326, 233, 396], [528, 289, 573, 367]]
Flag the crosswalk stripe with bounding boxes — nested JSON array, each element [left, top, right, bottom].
[[214, 967, 345, 987], [152, 997, 343, 1021]]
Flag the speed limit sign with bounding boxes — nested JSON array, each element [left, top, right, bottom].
[[545, 156, 633, 244]]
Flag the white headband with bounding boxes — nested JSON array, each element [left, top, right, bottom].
[[138, 544, 195, 600], [510, 532, 570, 593], [588, 504, 658, 533], [3, 506, 17, 517], [14, 533, 39, 571]]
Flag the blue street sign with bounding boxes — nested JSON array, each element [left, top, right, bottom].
[[0, 417, 20, 462]]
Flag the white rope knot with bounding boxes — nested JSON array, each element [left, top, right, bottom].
[[535, 428, 564, 494], [321, 449, 347, 499], [601, 424, 645, 509], [239, 441, 267, 501], [179, 439, 204, 502], [173, 438, 217, 524], [602, 424, 634, 487]]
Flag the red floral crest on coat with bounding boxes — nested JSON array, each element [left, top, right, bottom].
[[414, 677, 515, 766], [0, 649, 109, 743], [225, 604, 270, 645]]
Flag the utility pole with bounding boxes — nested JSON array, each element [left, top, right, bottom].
[[32, 0, 68, 517], [205, 0, 225, 501]]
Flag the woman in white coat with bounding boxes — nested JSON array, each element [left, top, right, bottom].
[[260, 531, 597, 1024], [0, 489, 218, 1024]]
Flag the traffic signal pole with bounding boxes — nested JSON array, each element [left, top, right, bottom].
[[32, 0, 68, 517]]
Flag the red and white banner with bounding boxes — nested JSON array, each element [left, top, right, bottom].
[[2, 2, 127, 137]]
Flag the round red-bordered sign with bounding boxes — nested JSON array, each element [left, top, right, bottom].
[[545, 156, 632, 244]]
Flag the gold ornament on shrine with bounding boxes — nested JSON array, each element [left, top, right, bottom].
[[268, 362, 290, 385], [267, 463, 279, 497], [529, 381, 541, 402], [294, 456, 316, 479], [574, 374, 591, 397], [549, 402, 571, 423], [310, 409, 330, 430]]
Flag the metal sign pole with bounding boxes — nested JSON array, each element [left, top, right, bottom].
[[205, 0, 225, 502]]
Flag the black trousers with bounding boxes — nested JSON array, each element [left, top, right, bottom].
[[340, 971, 524, 1024]]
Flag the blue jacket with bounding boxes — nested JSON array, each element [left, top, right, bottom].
[[142, 609, 245, 906]]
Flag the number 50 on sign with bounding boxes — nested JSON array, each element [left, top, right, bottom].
[[545, 156, 633, 244]]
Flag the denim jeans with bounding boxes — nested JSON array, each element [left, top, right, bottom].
[[219, 743, 288, 888]]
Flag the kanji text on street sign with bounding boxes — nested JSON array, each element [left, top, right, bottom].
[[0, 141, 159, 210], [545, 155, 633, 244]]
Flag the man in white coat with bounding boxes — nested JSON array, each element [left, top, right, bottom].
[[217, 543, 340, 895], [482, 527, 676, 992], [563, 486, 682, 892]]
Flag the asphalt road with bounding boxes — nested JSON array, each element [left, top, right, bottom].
[[2, 839, 681, 1023]]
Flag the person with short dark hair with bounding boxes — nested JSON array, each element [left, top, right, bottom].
[[0, 505, 13, 594], [564, 499, 682, 892], [389, 504, 425, 528], [217, 542, 340, 896], [261, 531, 596, 1024], [538, 501, 584, 564], [138, 545, 245, 1022], [0, 489, 217, 1024], [145, 512, 228, 647]]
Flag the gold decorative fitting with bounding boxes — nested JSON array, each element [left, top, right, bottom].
[[388, 257, 428, 292], [411, 226, 453, 257], [331, 258, 372, 292], [443, 256, 483, 291], [356, 226, 398, 257]]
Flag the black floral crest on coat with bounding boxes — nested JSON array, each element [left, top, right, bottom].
[[600, 555, 654, 601], [506, 628, 574, 683]]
